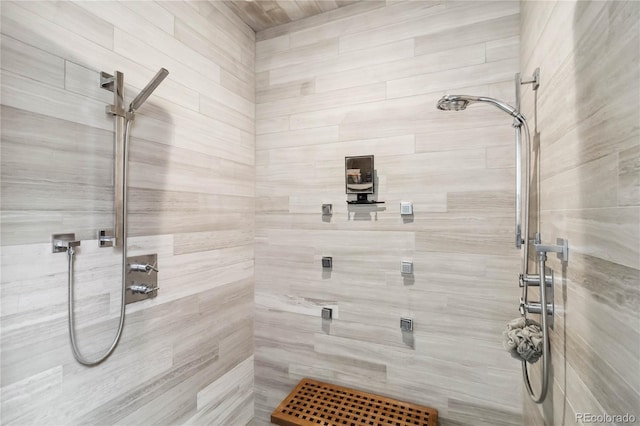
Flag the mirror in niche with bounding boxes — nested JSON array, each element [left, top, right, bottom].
[[345, 155, 374, 194]]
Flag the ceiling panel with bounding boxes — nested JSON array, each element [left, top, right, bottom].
[[224, 0, 361, 32]]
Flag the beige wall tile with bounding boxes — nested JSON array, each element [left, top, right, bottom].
[[339, 1, 518, 53], [315, 42, 486, 93], [255, 2, 522, 425], [415, 14, 519, 56], [0, 1, 255, 424], [0, 35, 65, 88], [521, 0, 640, 422]]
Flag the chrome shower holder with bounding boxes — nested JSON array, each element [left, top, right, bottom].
[[52, 233, 81, 253], [515, 67, 540, 113], [519, 68, 540, 91]]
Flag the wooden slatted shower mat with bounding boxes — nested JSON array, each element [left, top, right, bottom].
[[271, 378, 438, 426]]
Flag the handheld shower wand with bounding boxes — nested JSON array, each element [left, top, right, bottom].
[[436, 69, 551, 404], [61, 68, 170, 366]]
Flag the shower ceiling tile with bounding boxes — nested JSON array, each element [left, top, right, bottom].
[[224, 0, 361, 32]]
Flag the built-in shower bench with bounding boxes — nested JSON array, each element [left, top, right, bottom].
[[271, 378, 438, 426]]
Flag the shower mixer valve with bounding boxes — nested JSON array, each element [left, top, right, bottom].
[[125, 254, 159, 304]]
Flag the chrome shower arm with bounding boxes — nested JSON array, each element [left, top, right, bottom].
[[474, 96, 522, 118]]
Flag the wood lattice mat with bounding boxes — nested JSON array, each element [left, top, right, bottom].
[[271, 378, 438, 426]]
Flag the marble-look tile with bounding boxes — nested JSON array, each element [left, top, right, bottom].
[[618, 145, 640, 207], [521, 0, 640, 423], [0, 34, 65, 88], [256, 78, 315, 104], [120, 1, 175, 36], [268, 39, 414, 86], [199, 94, 255, 134], [256, 38, 339, 73], [289, 1, 438, 49], [161, 0, 255, 66], [256, 125, 338, 150], [256, 116, 290, 135], [174, 20, 253, 89], [257, 82, 386, 120], [173, 230, 254, 255], [196, 355, 254, 411], [541, 207, 639, 270], [387, 58, 519, 99], [255, 1, 386, 42], [1, 367, 63, 424], [414, 14, 519, 56], [541, 153, 619, 210], [255, 3, 522, 424], [339, 1, 518, 53], [1, 69, 112, 132], [15, 1, 114, 49], [486, 36, 520, 63], [1, 1, 255, 424], [446, 399, 522, 426], [315, 42, 486, 93]]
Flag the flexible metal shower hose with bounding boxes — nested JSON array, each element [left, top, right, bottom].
[[67, 119, 131, 366], [518, 118, 550, 403]]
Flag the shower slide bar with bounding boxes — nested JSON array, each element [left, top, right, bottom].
[[98, 68, 169, 248], [436, 68, 568, 404], [98, 71, 126, 249]]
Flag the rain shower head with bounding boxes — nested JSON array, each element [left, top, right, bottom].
[[436, 94, 522, 119], [129, 68, 169, 112]]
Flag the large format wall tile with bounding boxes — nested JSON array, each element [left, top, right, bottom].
[[255, 2, 523, 425], [520, 0, 640, 424], [0, 1, 255, 424]]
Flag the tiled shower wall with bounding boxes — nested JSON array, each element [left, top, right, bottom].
[[520, 1, 640, 424], [254, 2, 525, 425], [1, 2, 255, 424]]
